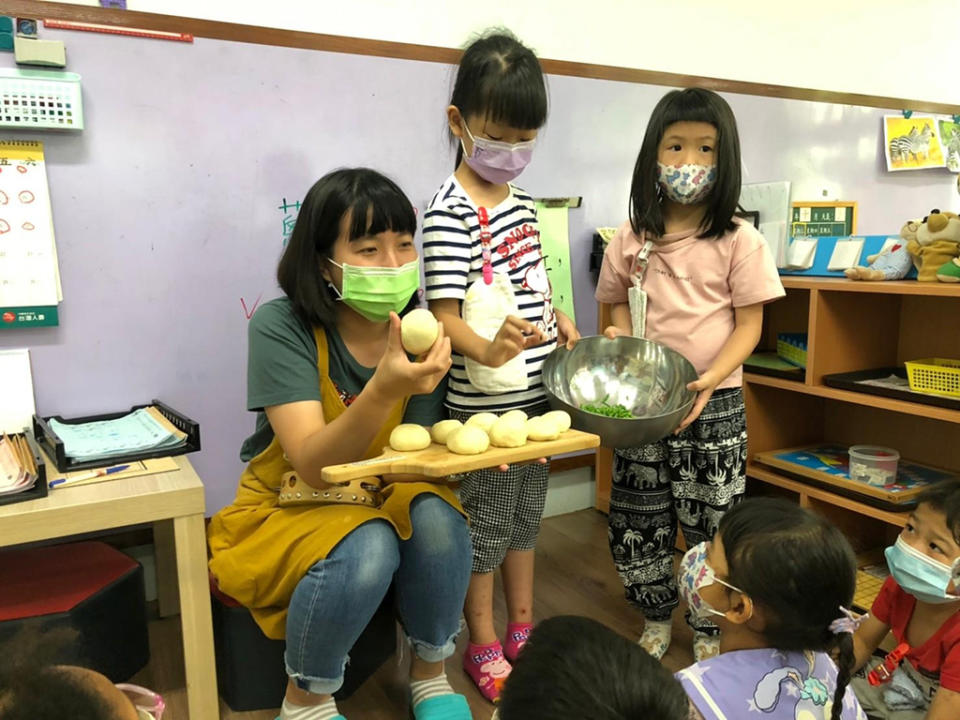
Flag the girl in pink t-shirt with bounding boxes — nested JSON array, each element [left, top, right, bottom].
[[595, 88, 783, 662]]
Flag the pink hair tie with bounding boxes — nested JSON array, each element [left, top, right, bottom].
[[829, 606, 866, 635]]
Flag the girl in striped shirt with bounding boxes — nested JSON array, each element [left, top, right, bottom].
[[423, 29, 579, 704]]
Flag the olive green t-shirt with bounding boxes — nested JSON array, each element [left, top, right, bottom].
[[239, 297, 446, 462]]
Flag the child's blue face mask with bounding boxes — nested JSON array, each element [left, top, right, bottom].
[[885, 536, 960, 605]]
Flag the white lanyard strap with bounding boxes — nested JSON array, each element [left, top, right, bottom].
[[633, 240, 654, 287]]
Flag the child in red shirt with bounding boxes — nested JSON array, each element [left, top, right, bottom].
[[852, 479, 960, 719]]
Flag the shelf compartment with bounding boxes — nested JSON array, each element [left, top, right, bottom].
[[781, 277, 960, 297], [747, 462, 908, 527], [744, 373, 960, 424]]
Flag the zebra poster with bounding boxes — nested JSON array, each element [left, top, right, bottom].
[[937, 119, 960, 172], [884, 115, 946, 172]]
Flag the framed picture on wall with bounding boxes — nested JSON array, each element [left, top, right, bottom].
[[883, 115, 946, 172]]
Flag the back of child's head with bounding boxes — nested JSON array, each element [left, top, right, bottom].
[[719, 498, 857, 720], [630, 87, 741, 239], [449, 29, 547, 165], [917, 477, 960, 544], [0, 628, 131, 720], [497, 615, 688, 720]]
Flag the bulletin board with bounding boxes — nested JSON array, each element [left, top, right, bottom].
[[0, 29, 956, 512], [790, 202, 858, 237]]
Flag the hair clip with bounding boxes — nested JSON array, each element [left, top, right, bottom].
[[829, 606, 866, 635]]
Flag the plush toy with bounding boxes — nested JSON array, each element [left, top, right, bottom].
[[845, 220, 918, 281], [908, 210, 960, 281], [938, 257, 960, 282], [943, 178, 960, 282]]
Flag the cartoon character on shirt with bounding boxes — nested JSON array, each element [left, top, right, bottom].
[[520, 257, 554, 333], [754, 652, 833, 720]]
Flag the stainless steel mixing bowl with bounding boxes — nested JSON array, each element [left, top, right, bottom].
[[542, 335, 698, 448]]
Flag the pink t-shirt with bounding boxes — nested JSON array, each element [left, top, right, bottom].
[[595, 218, 784, 390]]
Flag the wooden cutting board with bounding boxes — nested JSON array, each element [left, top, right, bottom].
[[321, 429, 600, 484]]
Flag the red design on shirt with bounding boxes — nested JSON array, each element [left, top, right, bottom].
[[496, 223, 540, 269], [871, 576, 960, 691], [335, 382, 358, 408]]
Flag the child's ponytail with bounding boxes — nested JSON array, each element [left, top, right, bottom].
[[830, 630, 855, 720]]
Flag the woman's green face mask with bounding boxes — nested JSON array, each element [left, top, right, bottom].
[[327, 258, 420, 322]]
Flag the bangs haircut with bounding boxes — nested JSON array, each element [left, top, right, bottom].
[[629, 87, 742, 239], [918, 478, 960, 544], [343, 180, 417, 242], [277, 168, 417, 331], [450, 29, 548, 165]]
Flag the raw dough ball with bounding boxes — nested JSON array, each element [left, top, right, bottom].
[[542, 410, 572, 433], [447, 426, 490, 455], [465, 412, 498, 433], [489, 416, 528, 448], [401, 309, 439, 355], [389, 424, 432, 451], [430, 419, 463, 444], [500, 409, 528, 424], [527, 416, 561, 442]]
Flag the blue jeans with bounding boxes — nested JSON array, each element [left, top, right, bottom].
[[285, 494, 472, 695]]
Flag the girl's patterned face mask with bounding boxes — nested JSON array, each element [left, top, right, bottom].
[[677, 541, 747, 620], [657, 162, 717, 205]]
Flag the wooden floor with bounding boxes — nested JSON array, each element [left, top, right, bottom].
[[135, 508, 695, 719]]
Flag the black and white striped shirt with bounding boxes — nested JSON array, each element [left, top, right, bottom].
[[423, 175, 557, 413]]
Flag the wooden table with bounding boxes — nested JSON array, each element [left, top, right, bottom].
[[0, 456, 219, 720]]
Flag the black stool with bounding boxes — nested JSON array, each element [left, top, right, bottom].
[[211, 578, 397, 711], [0, 541, 149, 682]]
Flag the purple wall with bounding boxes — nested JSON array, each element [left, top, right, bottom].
[[1, 31, 955, 512]]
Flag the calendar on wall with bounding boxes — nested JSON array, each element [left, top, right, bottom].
[[0, 140, 62, 328]]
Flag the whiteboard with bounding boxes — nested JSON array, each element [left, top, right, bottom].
[[0, 31, 956, 512]]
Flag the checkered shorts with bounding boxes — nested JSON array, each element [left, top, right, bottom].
[[449, 405, 550, 574]]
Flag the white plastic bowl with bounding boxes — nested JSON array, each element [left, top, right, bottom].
[[849, 445, 900, 487]]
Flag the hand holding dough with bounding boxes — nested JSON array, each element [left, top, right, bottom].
[[430, 419, 463, 444], [447, 426, 490, 455], [526, 415, 561, 442], [389, 424, 432, 451], [489, 416, 528, 448], [542, 410, 571, 433], [400, 309, 439, 355], [465, 412, 498, 433]]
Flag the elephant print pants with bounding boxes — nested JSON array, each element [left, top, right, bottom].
[[607, 388, 747, 633]]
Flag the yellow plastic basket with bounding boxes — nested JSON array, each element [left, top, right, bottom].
[[905, 358, 960, 398], [776, 333, 808, 369]]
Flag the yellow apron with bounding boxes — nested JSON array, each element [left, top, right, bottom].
[[208, 326, 462, 639]]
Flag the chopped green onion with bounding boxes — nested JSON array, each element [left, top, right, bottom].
[[580, 401, 635, 419]]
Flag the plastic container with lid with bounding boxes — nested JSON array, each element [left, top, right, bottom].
[[849, 445, 900, 487]]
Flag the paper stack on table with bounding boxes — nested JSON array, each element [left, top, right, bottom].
[[48, 406, 187, 463], [0, 433, 38, 496]]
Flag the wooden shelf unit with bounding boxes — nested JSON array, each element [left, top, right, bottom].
[[748, 277, 960, 532], [594, 279, 960, 530]]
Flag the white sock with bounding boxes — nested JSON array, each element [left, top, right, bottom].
[[280, 696, 341, 720], [410, 674, 455, 708]]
